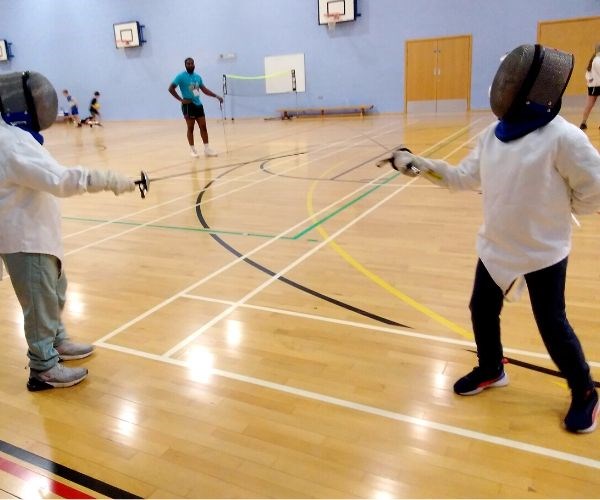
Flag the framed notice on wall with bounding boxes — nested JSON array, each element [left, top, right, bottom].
[[264, 53, 305, 94]]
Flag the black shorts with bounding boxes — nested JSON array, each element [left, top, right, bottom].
[[181, 102, 205, 119], [588, 86, 600, 96]]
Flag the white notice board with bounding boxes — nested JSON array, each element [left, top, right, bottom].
[[264, 53, 305, 94]]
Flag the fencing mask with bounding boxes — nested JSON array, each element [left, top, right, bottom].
[[490, 44, 574, 142], [0, 71, 58, 144]]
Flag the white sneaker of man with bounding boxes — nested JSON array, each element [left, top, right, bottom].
[[190, 147, 199, 158], [204, 145, 218, 157]]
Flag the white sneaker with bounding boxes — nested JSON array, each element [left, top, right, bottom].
[[204, 146, 218, 157], [190, 148, 199, 158]]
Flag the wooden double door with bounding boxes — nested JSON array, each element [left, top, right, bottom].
[[538, 16, 600, 98], [405, 35, 472, 113]]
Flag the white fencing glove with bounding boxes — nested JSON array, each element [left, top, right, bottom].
[[376, 147, 420, 177], [391, 150, 435, 178], [377, 147, 450, 187], [87, 170, 136, 195], [393, 150, 449, 188]]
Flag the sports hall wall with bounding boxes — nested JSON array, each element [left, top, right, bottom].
[[0, 0, 598, 121]]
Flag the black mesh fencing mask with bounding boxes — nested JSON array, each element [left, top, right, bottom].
[[0, 71, 58, 132], [490, 44, 574, 123]]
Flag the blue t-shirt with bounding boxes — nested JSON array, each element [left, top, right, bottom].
[[172, 71, 204, 106]]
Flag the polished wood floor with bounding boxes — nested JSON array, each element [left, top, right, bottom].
[[0, 109, 599, 498]]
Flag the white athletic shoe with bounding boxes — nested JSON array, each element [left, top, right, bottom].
[[204, 146, 218, 157], [190, 148, 199, 158]]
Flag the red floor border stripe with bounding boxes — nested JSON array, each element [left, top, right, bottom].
[[0, 455, 94, 499]]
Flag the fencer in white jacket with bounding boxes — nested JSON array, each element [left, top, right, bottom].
[[0, 71, 136, 391], [384, 44, 600, 433]]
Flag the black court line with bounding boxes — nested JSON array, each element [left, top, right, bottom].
[[0, 439, 140, 499], [195, 159, 409, 328], [258, 146, 404, 182], [146, 149, 308, 178], [330, 142, 407, 180], [505, 356, 600, 388], [467, 349, 600, 387]]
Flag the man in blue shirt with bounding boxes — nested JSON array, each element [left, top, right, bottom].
[[168, 57, 223, 157]]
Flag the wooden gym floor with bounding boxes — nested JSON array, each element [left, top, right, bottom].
[[0, 109, 599, 498]]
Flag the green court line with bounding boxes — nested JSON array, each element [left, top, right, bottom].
[[291, 172, 400, 240], [63, 216, 319, 242], [290, 124, 477, 240]]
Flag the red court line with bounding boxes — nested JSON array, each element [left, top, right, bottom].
[[0, 455, 95, 499]]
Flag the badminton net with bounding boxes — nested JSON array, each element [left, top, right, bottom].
[[222, 70, 298, 119]]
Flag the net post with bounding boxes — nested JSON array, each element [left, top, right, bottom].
[[222, 74, 229, 121]]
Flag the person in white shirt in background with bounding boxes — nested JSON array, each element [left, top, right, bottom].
[[579, 43, 600, 130], [0, 71, 137, 391], [381, 44, 600, 433]]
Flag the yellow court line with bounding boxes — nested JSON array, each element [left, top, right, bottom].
[[305, 123, 487, 339], [306, 172, 473, 338]]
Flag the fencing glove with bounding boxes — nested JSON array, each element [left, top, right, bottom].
[[87, 170, 136, 195], [389, 149, 449, 187]]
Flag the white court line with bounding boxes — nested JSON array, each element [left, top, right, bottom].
[[63, 123, 331, 238], [62, 121, 401, 243], [162, 121, 487, 357], [180, 294, 600, 367], [63, 154, 303, 240], [162, 174, 421, 356], [95, 339, 600, 471], [162, 121, 491, 356], [94, 118, 600, 471], [63, 121, 404, 256], [93, 121, 428, 344]]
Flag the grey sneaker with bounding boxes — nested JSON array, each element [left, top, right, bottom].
[[55, 340, 94, 360], [27, 364, 88, 391]]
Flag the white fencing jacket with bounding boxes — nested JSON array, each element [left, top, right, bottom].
[[0, 120, 89, 261], [426, 116, 600, 292]]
